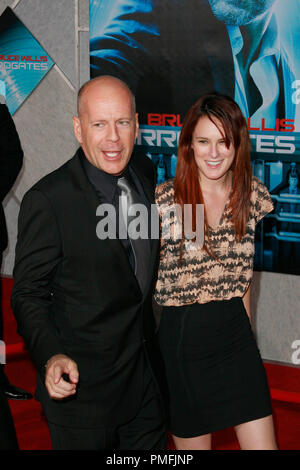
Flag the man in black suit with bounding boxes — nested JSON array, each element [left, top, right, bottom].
[[11, 76, 167, 450], [0, 100, 32, 403], [0, 99, 33, 449]]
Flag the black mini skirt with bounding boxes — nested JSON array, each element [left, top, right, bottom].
[[158, 297, 272, 438]]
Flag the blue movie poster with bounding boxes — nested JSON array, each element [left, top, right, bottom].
[[0, 7, 54, 115], [89, 0, 300, 275]]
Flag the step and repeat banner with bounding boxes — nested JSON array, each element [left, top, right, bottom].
[[90, 0, 300, 276]]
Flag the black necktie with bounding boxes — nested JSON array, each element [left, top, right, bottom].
[[117, 176, 151, 293]]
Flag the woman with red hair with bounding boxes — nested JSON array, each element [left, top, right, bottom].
[[155, 93, 277, 450]]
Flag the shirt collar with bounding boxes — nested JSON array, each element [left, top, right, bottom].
[[80, 148, 131, 202], [226, 13, 280, 60]]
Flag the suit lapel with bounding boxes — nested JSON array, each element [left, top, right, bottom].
[[130, 153, 160, 295], [67, 149, 159, 298], [66, 151, 140, 288]]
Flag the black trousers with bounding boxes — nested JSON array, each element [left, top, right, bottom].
[[0, 254, 18, 449], [48, 362, 167, 450], [0, 254, 7, 386], [0, 385, 18, 449]]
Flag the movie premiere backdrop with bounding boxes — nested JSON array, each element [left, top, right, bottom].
[[89, 0, 300, 276], [0, 7, 54, 114]]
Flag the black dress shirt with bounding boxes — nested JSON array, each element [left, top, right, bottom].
[[80, 149, 150, 274]]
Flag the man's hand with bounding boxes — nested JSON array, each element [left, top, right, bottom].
[[45, 354, 79, 400]]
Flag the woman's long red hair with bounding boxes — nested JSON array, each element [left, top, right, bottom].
[[174, 93, 252, 251]]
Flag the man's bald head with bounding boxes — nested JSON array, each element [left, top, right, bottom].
[[73, 75, 139, 175], [77, 75, 136, 118]]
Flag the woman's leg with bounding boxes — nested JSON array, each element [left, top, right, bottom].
[[172, 414, 277, 450], [234, 415, 278, 450], [172, 433, 212, 450]]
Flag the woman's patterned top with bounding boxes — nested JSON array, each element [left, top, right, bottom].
[[154, 176, 273, 306]]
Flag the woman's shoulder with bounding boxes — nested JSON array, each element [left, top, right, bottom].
[[250, 175, 270, 200], [155, 178, 175, 205], [250, 176, 274, 222], [251, 175, 267, 190]]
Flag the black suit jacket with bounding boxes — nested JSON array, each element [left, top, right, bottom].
[[11, 149, 166, 428], [0, 104, 23, 253]]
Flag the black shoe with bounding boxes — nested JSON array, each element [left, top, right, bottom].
[[2, 383, 33, 400]]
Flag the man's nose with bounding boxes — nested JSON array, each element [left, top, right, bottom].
[[106, 123, 120, 141]]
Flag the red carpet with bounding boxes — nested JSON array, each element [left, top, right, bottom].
[[2, 277, 300, 450]]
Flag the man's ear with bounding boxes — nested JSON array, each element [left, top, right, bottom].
[[135, 113, 139, 139], [73, 116, 82, 144]]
